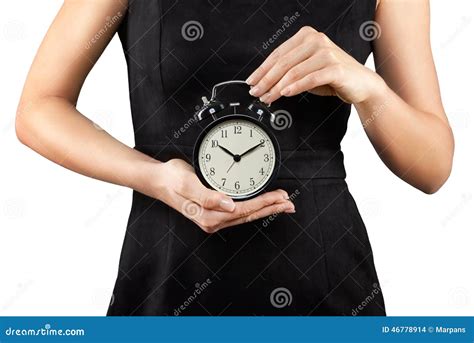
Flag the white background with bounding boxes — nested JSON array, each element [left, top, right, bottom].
[[0, 1, 473, 316]]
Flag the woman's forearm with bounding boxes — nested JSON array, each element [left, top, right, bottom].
[[354, 80, 454, 194], [15, 93, 297, 233], [14, 0, 296, 233], [16, 96, 159, 196]]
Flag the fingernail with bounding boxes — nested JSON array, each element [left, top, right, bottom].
[[281, 87, 291, 96], [260, 93, 271, 103], [249, 86, 260, 96], [282, 191, 290, 200], [246, 75, 256, 85], [220, 198, 235, 212]]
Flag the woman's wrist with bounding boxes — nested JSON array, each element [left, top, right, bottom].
[[354, 72, 391, 116], [127, 158, 167, 200]]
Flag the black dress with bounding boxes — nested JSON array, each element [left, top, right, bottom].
[[107, 0, 386, 316]]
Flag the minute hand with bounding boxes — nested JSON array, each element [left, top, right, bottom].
[[240, 142, 264, 158]]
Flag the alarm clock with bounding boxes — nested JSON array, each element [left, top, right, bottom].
[[193, 80, 281, 200]]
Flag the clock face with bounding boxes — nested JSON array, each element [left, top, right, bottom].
[[197, 116, 277, 199]]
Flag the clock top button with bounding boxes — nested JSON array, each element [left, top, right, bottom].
[[247, 101, 276, 123], [195, 98, 226, 121]]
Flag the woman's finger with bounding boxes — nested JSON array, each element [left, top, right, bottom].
[[248, 28, 333, 98], [177, 188, 293, 233], [190, 198, 294, 234], [249, 44, 314, 100], [246, 26, 316, 86], [217, 201, 296, 231], [234, 189, 290, 217], [263, 51, 336, 103], [280, 65, 342, 97], [176, 174, 236, 212], [199, 189, 291, 226]]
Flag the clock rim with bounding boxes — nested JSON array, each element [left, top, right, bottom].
[[193, 114, 281, 201]]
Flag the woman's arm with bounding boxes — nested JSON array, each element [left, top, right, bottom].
[[360, 0, 453, 194], [16, 0, 294, 233], [246, 0, 454, 194]]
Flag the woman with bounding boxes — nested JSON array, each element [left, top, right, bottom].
[[16, 0, 453, 315]]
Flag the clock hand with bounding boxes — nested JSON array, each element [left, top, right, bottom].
[[240, 142, 264, 158], [218, 145, 236, 158], [226, 161, 236, 174], [219, 144, 242, 164]]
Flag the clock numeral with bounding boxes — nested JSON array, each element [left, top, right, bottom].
[[205, 153, 211, 162], [210, 167, 216, 176], [234, 181, 240, 190], [264, 154, 269, 162], [259, 167, 265, 176], [221, 130, 228, 138], [221, 178, 226, 186], [234, 126, 242, 134], [211, 140, 219, 148], [260, 139, 265, 147], [250, 177, 255, 186]]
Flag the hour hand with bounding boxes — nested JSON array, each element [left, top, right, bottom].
[[218, 145, 236, 158]]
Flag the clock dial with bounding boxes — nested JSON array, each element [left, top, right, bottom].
[[198, 118, 276, 198]]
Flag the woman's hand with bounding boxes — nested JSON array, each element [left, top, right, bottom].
[[148, 159, 295, 234], [246, 16, 454, 194], [246, 26, 384, 105]]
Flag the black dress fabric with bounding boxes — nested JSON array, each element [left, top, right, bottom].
[[107, 0, 386, 316]]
